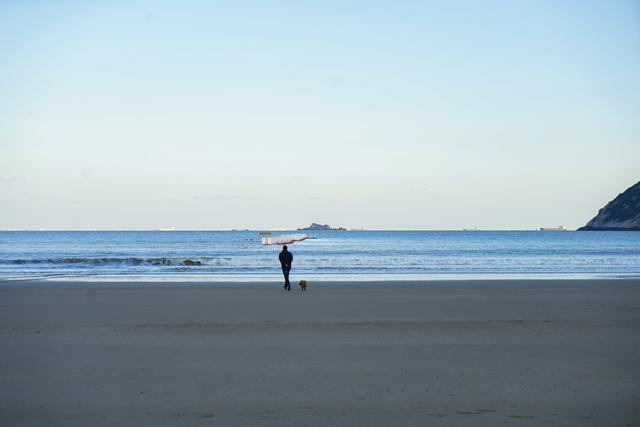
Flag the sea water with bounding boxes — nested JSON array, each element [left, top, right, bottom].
[[1, 230, 639, 281]]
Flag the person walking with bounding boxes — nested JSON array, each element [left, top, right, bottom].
[[279, 245, 293, 290]]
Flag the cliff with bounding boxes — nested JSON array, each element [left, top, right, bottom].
[[578, 181, 640, 231]]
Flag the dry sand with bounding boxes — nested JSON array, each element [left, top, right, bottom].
[[1, 279, 639, 426]]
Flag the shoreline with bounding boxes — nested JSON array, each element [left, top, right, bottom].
[[2, 275, 640, 285]]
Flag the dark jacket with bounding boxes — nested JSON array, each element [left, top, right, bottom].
[[279, 250, 293, 267]]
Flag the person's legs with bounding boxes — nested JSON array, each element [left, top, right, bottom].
[[283, 267, 291, 290], [282, 266, 291, 290]]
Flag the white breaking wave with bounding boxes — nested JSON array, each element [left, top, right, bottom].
[[261, 234, 312, 245]]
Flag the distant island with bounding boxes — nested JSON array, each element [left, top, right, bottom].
[[298, 223, 346, 231], [578, 181, 640, 231]]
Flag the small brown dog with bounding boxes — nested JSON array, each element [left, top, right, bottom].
[[299, 280, 307, 291]]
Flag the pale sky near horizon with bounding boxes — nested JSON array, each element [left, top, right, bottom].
[[1, 1, 639, 230]]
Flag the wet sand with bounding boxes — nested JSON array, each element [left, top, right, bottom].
[[1, 279, 639, 426]]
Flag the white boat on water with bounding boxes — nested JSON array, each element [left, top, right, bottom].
[[154, 225, 175, 232], [539, 225, 567, 231]]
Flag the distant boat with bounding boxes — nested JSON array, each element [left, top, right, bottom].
[[462, 227, 480, 231], [539, 225, 567, 231], [155, 225, 175, 232]]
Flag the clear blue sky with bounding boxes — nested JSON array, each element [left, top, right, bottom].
[[1, 0, 639, 230]]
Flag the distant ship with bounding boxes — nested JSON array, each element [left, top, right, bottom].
[[462, 227, 480, 231], [539, 225, 567, 231], [154, 225, 175, 232]]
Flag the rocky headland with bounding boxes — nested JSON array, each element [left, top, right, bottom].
[[578, 181, 640, 231]]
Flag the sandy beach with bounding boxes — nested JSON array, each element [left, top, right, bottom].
[[1, 279, 639, 426]]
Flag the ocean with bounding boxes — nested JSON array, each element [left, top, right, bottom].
[[1, 230, 639, 281]]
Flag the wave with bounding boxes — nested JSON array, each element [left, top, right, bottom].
[[5, 255, 640, 268], [3, 257, 236, 267]]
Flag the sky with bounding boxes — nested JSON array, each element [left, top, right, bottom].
[[1, 0, 639, 230]]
